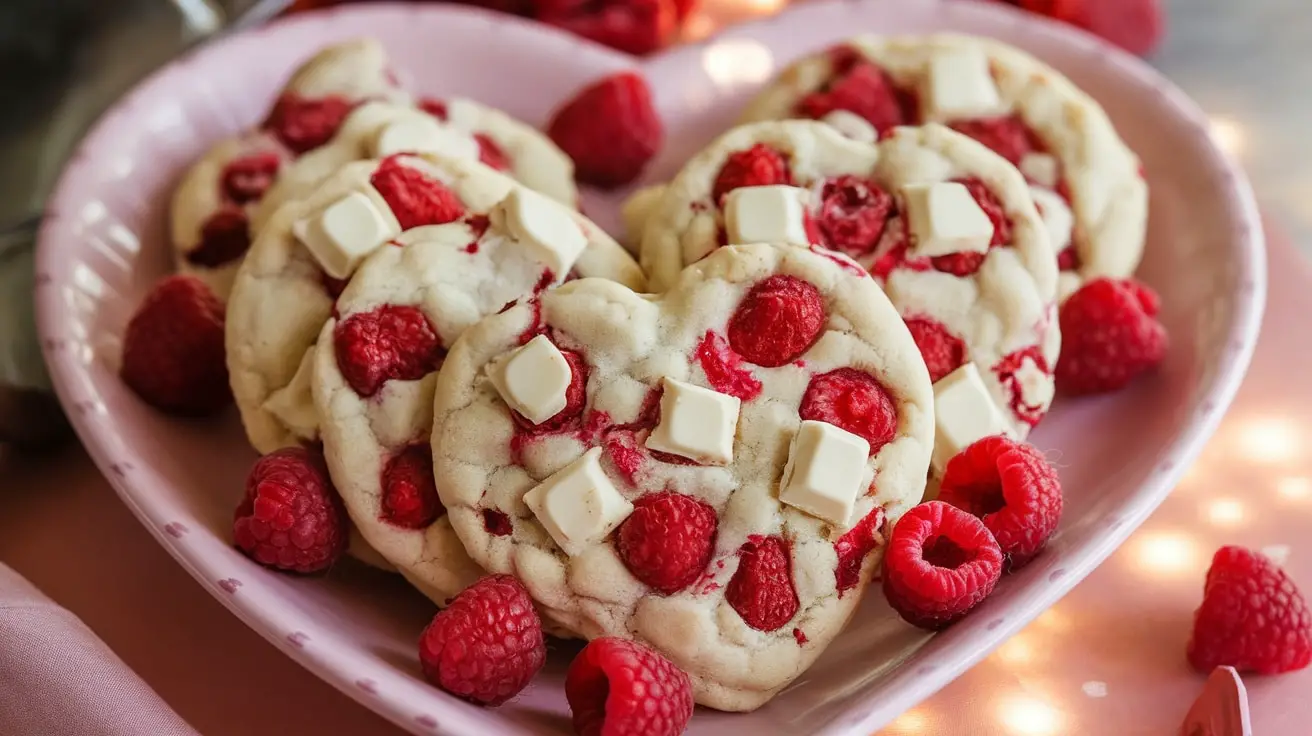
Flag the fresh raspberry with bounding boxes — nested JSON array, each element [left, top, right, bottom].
[[369, 156, 467, 230], [418, 574, 546, 705], [333, 305, 445, 398], [616, 492, 717, 594], [1187, 546, 1312, 674], [834, 506, 886, 595], [694, 331, 762, 401], [566, 637, 693, 736], [927, 178, 1012, 277], [881, 501, 1004, 630], [510, 348, 588, 433], [232, 447, 348, 573], [220, 151, 282, 204], [539, 0, 679, 57], [1056, 278, 1167, 395], [380, 444, 445, 529], [262, 94, 355, 154], [474, 134, 511, 172], [812, 175, 894, 256], [800, 368, 898, 455], [186, 207, 251, 268], [1020, 0, 1165, 57], [418, 98, 448, 121], [937, 436, 1062, 570], [711, 144, 791, 203], [547, 71, 663, 188], [726, 535, 799, 631], [727, 275, 827, 367], [905, 317, 967, 383], [120, 275, 230, 416], [994, 347, 1051, 426], [796, 46, 914, 131], [949, 115, 1041, 166]]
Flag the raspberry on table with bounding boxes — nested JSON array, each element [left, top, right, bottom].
[[187, 208, 252, 268], [937, 436, 1062, 571], [727, 275, 827, 367], [882, 501, 1004, 630], [120, 275, 230, 416], [904, 317, 968, 384], [380, 444, 445, 529], [547, 71, 663, 188], [694, 331, 763, 401], [949, 115, 1042, 166], [510, 347, 588, 433], [418, 574, 546, 706], [566, 637, 693, 736], [1187, 546, 1312, 674], [796, 45, 915, 131], [220, 152, 282, 204], [800, 368, 898, 455], [726, 535, 799, 631], [473, 133, 511, 172], [538, 0, 679, 57], [1056, 278, 1167, 395], [369, 156, 467, 230], [333, 304, 445, 398], [812, 175, 895, 256], [710, 143, 792, 204], [232, 447, 348, 573], [834, 506, 887, 595], [262, 94, 356, 154], [617, 491, 718, 595]]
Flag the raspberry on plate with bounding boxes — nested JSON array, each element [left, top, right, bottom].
[[1056, 278, 1168, 395], [547, 71, 663, 188], [120, 274, 230, 416], [566, 637, 694, 736], [1187, 546, 1312, 675], [937, 435, 1062, 570], [882, 501, 1004, 630], [232, 447, 348, 573], [418, 574, 546, 706]]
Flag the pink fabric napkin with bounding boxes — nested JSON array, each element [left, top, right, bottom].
[[0, 563, 197, 736]]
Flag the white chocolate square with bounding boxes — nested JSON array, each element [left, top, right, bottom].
[[932, 363, 1012, 473], [488, 335, 572, 425], [523, 447, 633, 557], [779, 420, 871, 527], [372, 116, 480, 160], [501, 188, 588, 277], [902, 182, 995, 257], [1029, 185, 1074, 252], [921, 48, 1003, 121], [1019, 152, 1060, 189], [821, 110, 878, 144], [644, 377, 740, 465], [723, 185, 812, 247], [293, 190, 401, 280]]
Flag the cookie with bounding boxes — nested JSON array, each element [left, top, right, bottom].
[[739, 34, 1146, 300], [639, 120, 1059, 464], [311, 190, 638, 605], [430, 242, 934, 711]]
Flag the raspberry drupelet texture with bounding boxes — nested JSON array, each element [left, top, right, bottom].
[[566, 637, 694, 736], [120, 275, 231, 416], [547, 71, 663, 188], [333, 305, 445, 398], [812, 175, 895, 256], [882, 501, 1004, 630], [796, 45, 913, 131], [232, 447, 348, 573], [799, 368, 898, 455], [711, 144, 792, 203], [616, 491, 718, 595], [904, 317, 968, 384], [368, 156, 467, 230], [727, 275, 827, 368], [380, 444, 445, 529], [725, 535, 799, 631], [1056, 278, 1167, 395]]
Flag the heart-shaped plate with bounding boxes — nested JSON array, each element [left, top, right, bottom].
[[34, 1, 1263, 733]]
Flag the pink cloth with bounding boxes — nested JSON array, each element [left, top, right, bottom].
[[0, 564, 196, 736]]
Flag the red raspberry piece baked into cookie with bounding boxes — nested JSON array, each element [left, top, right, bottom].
[[566, 637, 694, 736], [711, 143, 792, 203], [263, 94, 357, 155], [812, 175, 895, 255], [904, 317, 967, 383], [882, 500, 1004, 630], [799, 368, 898, 455], [333, 304, 445, 398], [369, 156, 467, 230], [380, 444, 445, 530], [221, 152, 283, 204], [726, 535, 801, 631], [233, 447, 348, 573], [120, 275, 230, 416], [189, 208, 254, 269], [1056, 277, 1167, 395], [617, 492, 718, 595], [795, 45, 914, 132], [727, 274, 827, 367], [547, 71, 663, 188]]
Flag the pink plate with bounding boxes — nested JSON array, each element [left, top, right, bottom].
[[34, 1, 1263, 733]]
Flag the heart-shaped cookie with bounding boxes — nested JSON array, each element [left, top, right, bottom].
[[430, 241, 934, 711]]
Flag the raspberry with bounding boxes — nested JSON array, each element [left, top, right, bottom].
[[694, 331, 762, 401], [937, 436, 1061, 570], [881, 501, 1003, 630], [1187, 546, 1312, 674], [1057, 244, 1081, 271], [233, 447, 348, 573], [539, 0, 679, 57], [711, 144, 791, 204], [834, 506, 886, 595], [186, 207, 251, 268], [949, 115, 1040, 166], [369, 156, 467, 230], [547, 71, 663, 188], [511, 348, 588, 432], [262, 94, 355, 154], [904, 317, 967, 383], [120, 275, 230, 416], [725, 535, 799, 631], [474, 134, 511, 172], [380, 444, 445, 529], [616, 492, 717, 594], [727, 275, 827, 367], [812, 175, 894, 255], [800, 368, 898, 455], [418, 98, 448, 120], [994, 347, 1051, 426], [1021, 0, 1164, 56], [333, 305, 445, 398], [796, 46, 914, 131], [418, 575, 546, 705], [566, 637, 693, 736], [1056, 278, 1167, 395], [220, 151, 282, 204]]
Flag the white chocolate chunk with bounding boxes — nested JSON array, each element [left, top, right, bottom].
[[821, 110, 878, 144], [262, 349, 318, 441], [902, 182, 994, 257], [932, 363, 1013, 473], [523, 447, 633, 557], [293, 190, 400, 279], [1020, 152, 1060, 189], [644, 377, 741, 465], [372, 117, 480, 160], [1029, 185, 1074, 252], [501, 188, 588, 277], [489, 335, 572, 425], [723, 185, 812, 247], [779, 420, 870, 527], [1013, 356, 1054, 411], [921, 47, 1004, 121]]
